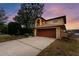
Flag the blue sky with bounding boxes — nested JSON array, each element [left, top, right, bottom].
[[0, 3, 20, 14], [0, 3, 79, 29], [0, 3, 21, 22]]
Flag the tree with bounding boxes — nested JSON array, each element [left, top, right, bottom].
[[0, 8, 8, 24], [14, 3, 44, 29], [0, 8, 8, 34], [8, 22, 22, 35], [0, 24, 8, 34]]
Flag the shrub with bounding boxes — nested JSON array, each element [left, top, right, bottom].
[[24, 33, 29, 37], [0, 23, 8, 34], [8, 22, 22, 35]]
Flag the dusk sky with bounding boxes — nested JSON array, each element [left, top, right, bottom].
[[0, 3, 79, 30]]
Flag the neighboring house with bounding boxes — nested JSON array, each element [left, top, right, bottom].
[[33, 16, 66, 39]]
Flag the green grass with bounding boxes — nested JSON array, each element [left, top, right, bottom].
[[0, 35, 27, 42], [0, 35, 13, 42], [38, 39, 79, 56]]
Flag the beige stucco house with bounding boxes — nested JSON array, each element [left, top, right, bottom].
[[33, 16, 66, 39]]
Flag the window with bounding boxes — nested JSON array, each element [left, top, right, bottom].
[[37, 20, 40, 26], [42, 20, 45, 25]]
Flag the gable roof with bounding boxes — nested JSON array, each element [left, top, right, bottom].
[[36, 17, 46, 20], [46, 16, 66, 24], [36, 16, 66, 24]]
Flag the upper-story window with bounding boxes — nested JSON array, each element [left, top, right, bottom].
[[36, 18, 46, 26], [37, 20, 40, 26], [42, 20, 45, 25]]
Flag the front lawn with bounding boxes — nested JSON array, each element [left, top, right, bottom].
[[0, 35, 27, 42], [38, 38, 79, 56]]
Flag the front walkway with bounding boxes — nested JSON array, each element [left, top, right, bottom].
[[0, 37, 56, 56]]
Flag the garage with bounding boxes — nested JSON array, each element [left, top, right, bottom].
[[36, 28, 56, 38]]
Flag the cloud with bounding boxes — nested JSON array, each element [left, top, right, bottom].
[[43, 4, 73, 19], [48, 6, 65, 15], [66, 22, 79, 29], [66, 16, 79, 29], [7, 12, 17, 23]]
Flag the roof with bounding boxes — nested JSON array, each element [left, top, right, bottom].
[[46, 16, 66, 24], [36, 17, 46, 20], [36, 16, 66, 24]]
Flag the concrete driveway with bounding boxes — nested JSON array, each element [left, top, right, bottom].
[[0, 37, 56, 56]]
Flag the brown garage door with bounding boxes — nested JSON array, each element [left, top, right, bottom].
[[37, 28, 56, 38]]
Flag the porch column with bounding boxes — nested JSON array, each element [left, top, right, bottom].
[[34, 29, 37, 36]]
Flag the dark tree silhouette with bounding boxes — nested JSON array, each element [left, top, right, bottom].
[[14, 3, 44, 29], [0, 8, 8, 34], [0, 8, 8, 24], [8, 22, 22, 35]]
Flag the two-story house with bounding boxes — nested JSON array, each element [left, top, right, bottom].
[[33, 16, 66, 39]]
